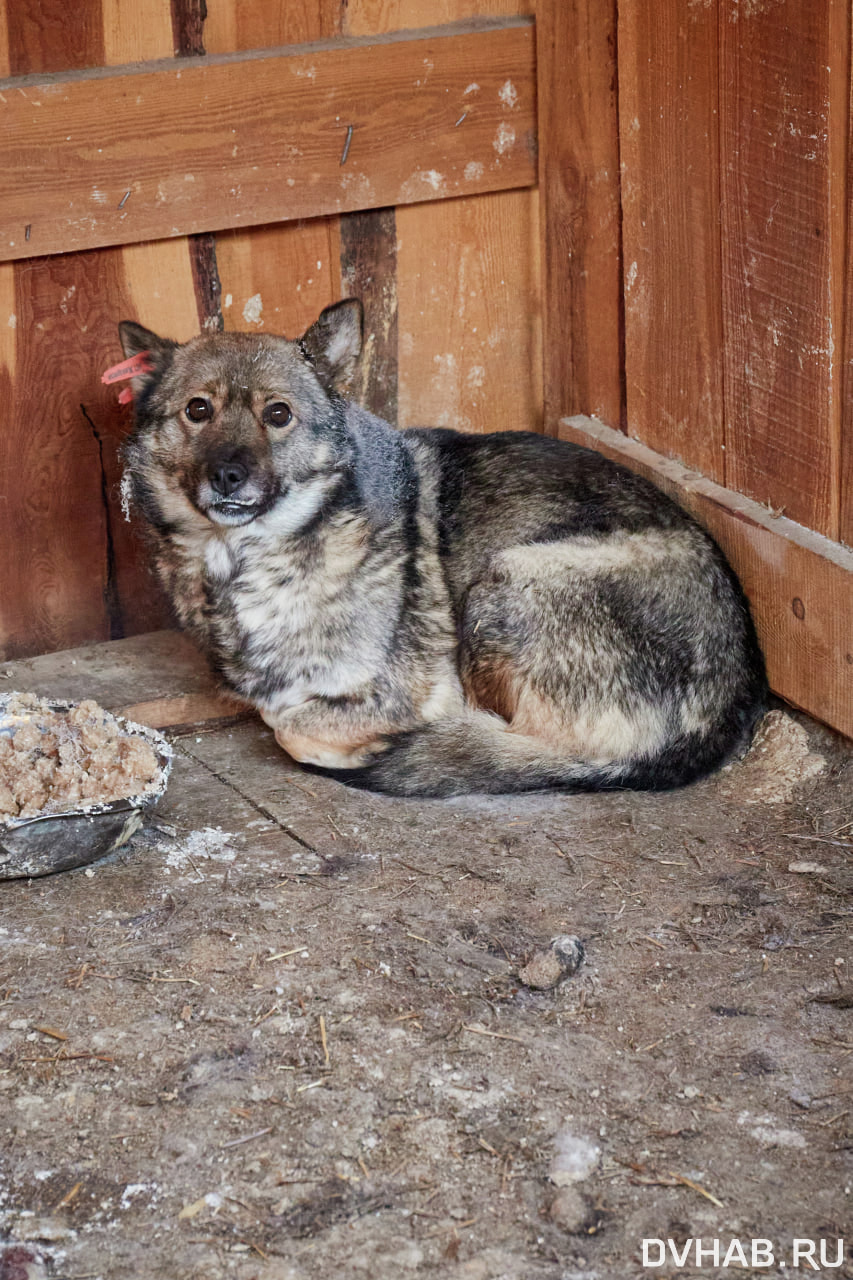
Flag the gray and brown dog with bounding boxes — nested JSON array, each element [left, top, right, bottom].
[[118, 300, 767, 797]]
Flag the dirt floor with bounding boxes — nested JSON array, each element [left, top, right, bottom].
[[1, 634, 851, 1280]]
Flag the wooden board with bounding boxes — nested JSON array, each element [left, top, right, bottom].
[[0, 20, 537, 263], [536, 0, 623, 433], [841, 3, 853, 551], [617, 0, 724, 481], [395, 188, 541, 433], [559, 415, 853, 743], [719, 0, 847, 537]]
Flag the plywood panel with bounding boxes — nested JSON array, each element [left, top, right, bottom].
[[536, 0, 623, 434], [618, 0, 724, 480], [0, 22, 537, 263], [719, 0, 847, 535], [559, 415, 853, 743], [396, 188, 541, 433]]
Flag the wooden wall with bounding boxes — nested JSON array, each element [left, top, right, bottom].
[[0, 0, 539, 660], [539, 0, 853, 737]]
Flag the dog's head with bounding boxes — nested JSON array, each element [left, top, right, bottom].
[[119, 299, 363, 531]]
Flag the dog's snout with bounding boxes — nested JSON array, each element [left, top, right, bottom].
[[210, 459, 249, 498]]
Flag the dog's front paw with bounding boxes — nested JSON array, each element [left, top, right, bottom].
[[273, 726, 388, 770]]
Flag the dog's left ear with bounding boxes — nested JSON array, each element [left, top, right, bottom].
[[300, 299, 363, 392]]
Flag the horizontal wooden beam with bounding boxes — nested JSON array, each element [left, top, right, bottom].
[[0, 19, 535, 262], [559, 415, 853, 742]]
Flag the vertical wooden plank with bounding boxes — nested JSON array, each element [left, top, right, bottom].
[[839, 4, 853, 549], [346, 0, 540, 435], [536, 0, 623, 434], [0, 0, 116, 657], [6, 0, 105, 71], [720, 0, 845, 536], [618, 0, 724, 481], [395, 189, 541, 433], [340, 208, 399, 423], [215, 220, 342, 339]]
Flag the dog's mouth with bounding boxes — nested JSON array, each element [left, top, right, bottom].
[[206, 499, 266, 526]]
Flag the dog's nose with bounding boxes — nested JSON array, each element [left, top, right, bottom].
[[210, 460, 249, 497]]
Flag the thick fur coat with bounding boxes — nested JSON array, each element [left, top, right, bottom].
[[118, 300, 767, 797]]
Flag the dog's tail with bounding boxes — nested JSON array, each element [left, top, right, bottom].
[[314, 708, 744, 798]]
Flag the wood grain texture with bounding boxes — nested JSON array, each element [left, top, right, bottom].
[[559, 415, 853, 742], [0, 22, 537, 263], [719, 0, 846, 535], [214, 220, 342, 339], [617, 0, 724, 481], [395, 188, 541, 433], [344, 0, 532, 37], [536, 0, 623, 433], [0, 0, 112, 658], [205, 0, 342, 50], [840, 1, 853, 550]]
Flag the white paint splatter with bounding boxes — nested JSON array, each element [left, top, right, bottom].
[[493, 123, 515, 156], [626, 261, 639, 291], [243, 293, 264, 326], [499, 80, 518, 109], [7, 314, 16, 329], [464, 161, 484, 182], [464, 83, 480, 95]]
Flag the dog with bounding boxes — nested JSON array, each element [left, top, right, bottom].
[[116, 299, 767, 797]]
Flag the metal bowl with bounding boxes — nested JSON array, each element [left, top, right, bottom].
[[0, 696, 173, 880]]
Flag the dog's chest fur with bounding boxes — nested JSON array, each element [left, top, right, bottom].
[[163, 505, 414, 716]]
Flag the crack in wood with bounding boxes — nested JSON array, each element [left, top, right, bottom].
[[173, 739, 318, 853], [79, 402, 123, 641]]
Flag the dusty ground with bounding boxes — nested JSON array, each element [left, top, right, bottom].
[[0, 635, 851, 1280]]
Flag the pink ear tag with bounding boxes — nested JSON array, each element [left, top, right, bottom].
[[101, 351, 154, 402]]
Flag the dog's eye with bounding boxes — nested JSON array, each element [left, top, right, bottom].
[[263, 402, 293, 429], [185, 398, 212, 423]]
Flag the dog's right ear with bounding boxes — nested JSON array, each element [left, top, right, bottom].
[[115, 321, 177, 396]]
